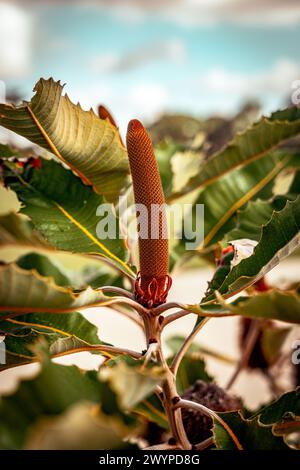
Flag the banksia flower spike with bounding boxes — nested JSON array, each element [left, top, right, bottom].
[[98, 105, 118, 128], [98, 104, 124, 146], [126, 119, 171, 308]]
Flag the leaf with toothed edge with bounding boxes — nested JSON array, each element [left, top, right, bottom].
[[0, 263, 116, 314], [1, 159, 134, 278], [0, 309, 113, 371], [170, 106, 300, 201], [0, 78, 129, 199], [202, 195, 300, 301], [213, 388, 300, 450]]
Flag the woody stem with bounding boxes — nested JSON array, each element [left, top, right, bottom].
[[142, 312, 191, 449]]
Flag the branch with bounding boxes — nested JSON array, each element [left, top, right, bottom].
[[175, 399, 243, 450], [86, 344, 142, 359], [194, 436, 214, 451], [0, 296, 149, 319], [162, 309, 194, 328], [100, 286, 135, 299], [144, 442, 181, 450], [226, 319, 261, 390], [155, 340, 191, 450], [170, 318, 210, 375], [55, 343, 142, 360], [152, 302, 184, 316]]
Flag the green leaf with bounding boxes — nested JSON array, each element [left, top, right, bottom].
[[254, 388, 300, 426], [0, 144, 22, 159], [0, 359, 138, 449], [213, 388, 300, 449], [0, 361, 103, 449], [0, 213, 123, 289], [170, 107, 300, 200], [223, 196, 289, 242], [0, 263, 114, 314], [154, 140, 179, 195], [221, 289, 300, 324], [0, 212, 48, 248], [0, 78, 129, 199], [14, 251, 121, 291], [171, 150, 204, 194], [134, 394, 168, 429], [99, 360, 165, 410], [24, 402, 132, 450], [0, 309, 106, 370], [213, 410, 288, 450], [194, 153, 290, 248], [166, 336, 213, 394], [16, 252, 70, 286], [187, 290, 300, 325], [204, 196, 300, 300], [175, 355, 213, 394], [2, 159, 133, 277]]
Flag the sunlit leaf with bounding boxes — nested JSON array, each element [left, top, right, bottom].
[[0, 263, 114, 314], [170, 107, 300, 200], [203, 196, 300, 300], [0, 78, 129, 199]]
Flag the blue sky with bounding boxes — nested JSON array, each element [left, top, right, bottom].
[[1, 1, 300, 135]]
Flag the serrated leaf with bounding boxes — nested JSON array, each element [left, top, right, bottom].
[[194, 153, 290, 249], [0, 212, 48, 248], [255, 388, 300, 426], [223, 196, 289, 242], [0, 308, 108, 371], [204, 196, 300, 300], [213, 410, 288, 450], [2, 159, 133, 277], [0, 263, 115, 314], [187, 290, 300, 325], [170, 107, 300, 200], [213, 388, 300, 449], [0, 78, 129, 199]]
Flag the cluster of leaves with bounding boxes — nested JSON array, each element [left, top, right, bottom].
[[0, 78, 299, 450]]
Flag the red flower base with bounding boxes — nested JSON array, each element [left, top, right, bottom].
[[135, 273, 172, 308]]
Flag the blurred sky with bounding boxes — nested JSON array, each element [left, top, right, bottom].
[[0, 0, 300, 135]]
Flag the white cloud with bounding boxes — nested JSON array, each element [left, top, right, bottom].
[[93, 0, 300, 27], [128, 83, 169, 120], [0, 3, 33, 78], [91, 39, 186, 74], [196, 58, 300, 115], [199, 59, 300, 96]]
